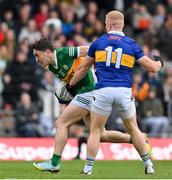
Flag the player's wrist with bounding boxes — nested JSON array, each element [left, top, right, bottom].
[[66, 83, 75, 96], [66, 83, 73, 88]]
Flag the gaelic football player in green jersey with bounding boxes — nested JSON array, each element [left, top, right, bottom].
[[32, 38, 152, 173]]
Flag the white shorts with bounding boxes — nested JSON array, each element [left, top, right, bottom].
[[71, 91, 94, 111], [91, 87, 136, 120]]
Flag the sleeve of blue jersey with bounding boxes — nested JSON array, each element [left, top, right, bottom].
[[133, 42, 144, 61], [87, 40, 97, 58]]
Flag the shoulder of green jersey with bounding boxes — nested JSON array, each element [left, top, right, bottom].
[[77, 47, 80, 57], [68, 47, 76, 57], [53, 50, 58, 69]]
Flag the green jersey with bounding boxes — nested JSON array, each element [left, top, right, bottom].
[[49, 47, 95, 95]]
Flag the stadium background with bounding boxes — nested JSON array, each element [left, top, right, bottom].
[[0, 0, 172, 163]]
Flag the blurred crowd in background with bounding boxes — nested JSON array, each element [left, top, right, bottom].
[[0, 0, 172, 138]]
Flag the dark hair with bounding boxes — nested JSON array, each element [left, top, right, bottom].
[[32, 38, 54, 52]]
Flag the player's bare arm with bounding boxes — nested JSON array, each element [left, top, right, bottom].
[[70, 55, 94, 86], [138, 55, 162, 72]]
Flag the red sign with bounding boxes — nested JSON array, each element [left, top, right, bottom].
[[0, 138, 171, 160]]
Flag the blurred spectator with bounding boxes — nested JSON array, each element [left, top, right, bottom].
[[74, 21, 83, 35], [163, 75, 172, 105], [2, 50, 39, 108], [0, 22, 9, 36], [149, 4, 166, 35], [53, 35, 66, 48], [5, 29, 16, 60], [0, 44, 11, 61], [62, 8, 75, 36], [114, 0, 124, 11], [41, 26, 51, 39], [133, 5, 152, 31], [59, 1, 70, 20], [157, 13, 172, 61], [142, 44, 151, 56], [0, 22, 8, 44], [38, 70, 60, 136], [132, 72, 150, 102], [18, 39, 30, 55], [0, 60, 6, 108], [87, 1, 98, 15], [73, 34, 89, 46], [0, 31, 5, 44], [45, 10, 61, 30], [14, 3, 31, 37], [166, 0, 172, 13], [163, 74, 172, 121], [83, 13, 98, 40], [133, 4, 152, 43], [147, 72, 162, 90], [94, 19, 104, 37], [34, 2, 49, 30], [144, 0, 160, 15], [132, 72, 150, 125], [147, 4, 166, 47], [48, 0, 59, 12], [142, 88, 169, 137], [3, 9, 15, 29], [18, 19, 42, 45], [73, 0, 86, 20], [44, 10, 62, 40], [15, 92, 43, 137]]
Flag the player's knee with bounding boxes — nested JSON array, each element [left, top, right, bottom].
[[54, 117, 67, 129], [127, 125, 140, 135], [100, 134, 106, 142], [54, 119, 59, 129], [100, 129, 110, 142], [124, 119, 138, 134], [90, 127, 102, 135]]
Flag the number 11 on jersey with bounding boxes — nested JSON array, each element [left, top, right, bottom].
[[105, 46, 123, 69]]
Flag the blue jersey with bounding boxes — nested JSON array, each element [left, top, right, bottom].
[[88, 32, 144, 89]]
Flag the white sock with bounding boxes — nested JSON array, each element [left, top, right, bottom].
[[141, 153, 153, 167], [83, 157, 95, 173], [144, 159, 153, 167]]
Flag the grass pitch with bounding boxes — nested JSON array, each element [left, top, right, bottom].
[[0, 160, 172, 179]]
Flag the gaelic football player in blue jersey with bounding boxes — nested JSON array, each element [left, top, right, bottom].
[[70, 10, 163, 175]]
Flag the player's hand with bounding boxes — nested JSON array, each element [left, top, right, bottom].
[[55, 81, 73, 102], [153, 55, 163, 67], [54, 93, 71, 104], [66, 83, 75, 96]]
